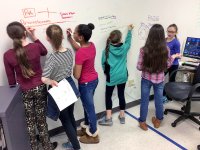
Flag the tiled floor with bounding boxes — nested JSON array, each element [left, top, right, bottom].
[[51, 101, 200, 150]]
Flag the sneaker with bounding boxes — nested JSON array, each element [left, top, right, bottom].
[[152, 117, 161, 128], [62, 141, 74, 150], [118, 115, 125, 124], [139, 122, 148, 131], [98, 116, 113, 126], [162, 96, 168, 104], [52, 142, 58, 149]]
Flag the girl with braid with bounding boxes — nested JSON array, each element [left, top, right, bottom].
[[98, 24, 134, 126], [3, 21, 56, 150]]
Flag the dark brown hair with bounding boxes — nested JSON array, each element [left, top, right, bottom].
[[142, 24, 168, 73], [168, 24, 178, 38], [7, 21, 35, 78], [46, 24, 63, 51], [77, 23, 95, 42], [105, 30, 122, 63]]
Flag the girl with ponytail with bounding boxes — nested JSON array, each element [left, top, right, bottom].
[[165, 24, 180, 82], [42, 24, 81, 150], [99, 25, 134, 126], [163, 24, 181, 103], [4, 21, 56, 150], [66, 23, 99, 144]]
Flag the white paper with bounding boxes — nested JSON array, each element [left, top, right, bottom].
[[48, 79, 78, 111]]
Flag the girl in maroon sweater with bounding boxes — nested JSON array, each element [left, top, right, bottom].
[[3, 21, 55, 150]]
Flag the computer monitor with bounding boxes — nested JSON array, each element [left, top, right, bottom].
[[183, 37, 200, 59]]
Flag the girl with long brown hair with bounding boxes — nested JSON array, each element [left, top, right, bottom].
[[4, 21, 55, 150], [136, 24, 180, 131]]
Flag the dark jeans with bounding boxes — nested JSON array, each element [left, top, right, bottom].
[[47, 77, 80, 149], [165, 65, 179, 82], [79, 79, 98, 134], [105, 83, 126, 110], [163, 65, 179, 96], [59, 104, 80, 150], [139, 78, 164, 122]]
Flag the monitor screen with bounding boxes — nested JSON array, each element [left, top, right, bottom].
[[183, 37, 200, 59]]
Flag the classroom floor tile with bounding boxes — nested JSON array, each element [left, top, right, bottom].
[[51, 101, 200, 150]]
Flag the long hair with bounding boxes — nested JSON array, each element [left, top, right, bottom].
[[167, 24, 178, 38], [142, 24, 168, 73], [105, 30, 122, 63], [77, 23, 95, 42], [7, 21, 35, 78], [46, 24, 63, 51]]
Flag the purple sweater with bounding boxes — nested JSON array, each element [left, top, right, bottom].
[[167, 38, 180, 65], [3, 40, 47, 91]]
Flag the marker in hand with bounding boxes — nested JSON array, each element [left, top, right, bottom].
[[66, 28, 72, 38]]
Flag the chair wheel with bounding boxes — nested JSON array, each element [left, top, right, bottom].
[[164, 110, 168, 115], [181, 106, 185, 111], [171, 122, 176, 127]]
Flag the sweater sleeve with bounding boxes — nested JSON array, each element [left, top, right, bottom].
[[136, 48, 143, 71], [124, 30, 132, 53], [35, 39, 48, 56], [174, 39, 181, 54], [42, 53, 55, 78], [3, 53, 16, 85], [167, 48, 175, 68]]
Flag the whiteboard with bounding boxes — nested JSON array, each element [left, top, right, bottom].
[[1, 0, 200, 126]]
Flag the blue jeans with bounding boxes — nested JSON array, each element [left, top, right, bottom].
[[79, 78, 98, 134], [139, 78, 164, 122]]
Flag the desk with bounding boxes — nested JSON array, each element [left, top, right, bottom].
[[174, 61, 197, 82], [0, 86, 31, 150]]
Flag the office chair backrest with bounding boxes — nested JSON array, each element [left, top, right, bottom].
[[192, 64, 200, 85]]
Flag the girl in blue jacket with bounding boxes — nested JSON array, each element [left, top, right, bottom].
[[99, 24, 133, 126]]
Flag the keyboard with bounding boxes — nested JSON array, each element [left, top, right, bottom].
[[182, 61, 199, 67]]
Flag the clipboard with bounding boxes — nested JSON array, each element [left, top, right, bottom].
[[48, 79, 78, 111]]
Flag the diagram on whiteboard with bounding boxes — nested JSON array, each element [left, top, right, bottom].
[[20, 7, 77, 27], [138, 22, 151, 40], [98, 15, 118, 33], [138, 15, 159, 40]]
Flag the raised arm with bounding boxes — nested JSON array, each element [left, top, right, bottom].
[[26, 27, 38, 41], [66, 28, 80, 51], [124, 24, 134, 52], [26, 27, 47, 56]]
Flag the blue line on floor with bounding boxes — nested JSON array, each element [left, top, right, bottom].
[[125, 111, 187, 150]]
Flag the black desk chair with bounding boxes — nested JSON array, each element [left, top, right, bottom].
[[164, 64, 200, 130]]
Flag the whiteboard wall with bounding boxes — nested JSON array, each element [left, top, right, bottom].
[[0, 0, 200, 129]]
